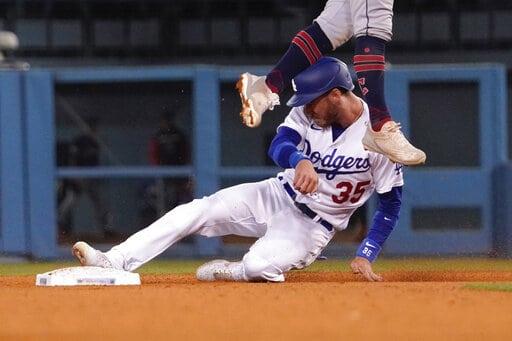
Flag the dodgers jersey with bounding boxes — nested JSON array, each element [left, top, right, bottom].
[[277, 100, 403, 230]]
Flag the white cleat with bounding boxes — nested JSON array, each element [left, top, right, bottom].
[[196, 259, 245, 282], [72, 241, 114, 269], [236, 72, 280, 128], [362, 121, 426, 165], [196, 259, 230, 281]]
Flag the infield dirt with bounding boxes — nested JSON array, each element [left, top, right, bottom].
[[1, 271, 512, 340]]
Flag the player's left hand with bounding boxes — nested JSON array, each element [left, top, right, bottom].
[[350, 256, 383, 282]]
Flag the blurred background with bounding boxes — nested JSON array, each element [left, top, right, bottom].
[[0, 0, 511, 260]]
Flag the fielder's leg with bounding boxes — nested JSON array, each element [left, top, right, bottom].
[[350, 0, 426, 165], [237, 0, 350, 128]]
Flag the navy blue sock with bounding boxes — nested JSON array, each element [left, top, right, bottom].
[[354, 36, 391, 131], [266, 22, 333, 94]]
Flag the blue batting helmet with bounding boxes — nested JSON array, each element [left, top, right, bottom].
[[286, 57, 355, 107]]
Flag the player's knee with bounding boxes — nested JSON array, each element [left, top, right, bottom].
[[314, 20, 353, 49], [242, 254, 285, 282], [181, 195, 227, 224], [353, 19, 392, 42], [162, 195, 228, 237], [201, 195, 230, 224]]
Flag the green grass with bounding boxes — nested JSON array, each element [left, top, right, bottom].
[[464, 282, 512, 292], [0, 260, 203, 276], [2, 257, 512, 276], [0, 261, 77, 276]]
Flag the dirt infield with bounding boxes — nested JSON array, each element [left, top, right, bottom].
[[2, 271, 512, 340]]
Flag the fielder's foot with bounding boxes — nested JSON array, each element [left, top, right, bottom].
[[196, 259, 245, 282], [236, 73, 280, 128], [362, 121, 426, 165], [72, 241, 114, 269]]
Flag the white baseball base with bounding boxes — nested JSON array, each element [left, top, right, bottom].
[[35, 266, 141, 286]]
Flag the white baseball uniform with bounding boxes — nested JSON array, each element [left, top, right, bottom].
[[105, 99, 403, 282], [315, 0, 394, 48]]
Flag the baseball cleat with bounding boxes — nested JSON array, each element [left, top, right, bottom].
[[72, 241, 114, 269], [196, 259, 230, 281], [236, 73, 280, 128], [196, 259, 245, 282], [362, 121, 426, 165]]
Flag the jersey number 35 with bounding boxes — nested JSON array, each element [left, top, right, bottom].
[[331, 180, 371, 204]]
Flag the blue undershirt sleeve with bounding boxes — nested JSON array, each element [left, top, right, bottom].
[[356, 186, 402, 262], [268, 126, 308, 168]]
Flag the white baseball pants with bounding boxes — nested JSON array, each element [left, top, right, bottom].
[[106, 178, 335, 282], [315, 0, 394, 48]]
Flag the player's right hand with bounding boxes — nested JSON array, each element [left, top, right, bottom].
[[293, 159, 318, 194]]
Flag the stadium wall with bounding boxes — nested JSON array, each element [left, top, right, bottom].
[[0, 64, 508, 259]]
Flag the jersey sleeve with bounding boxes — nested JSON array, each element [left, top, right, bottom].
[[370, 153, 404, 194], [277, 107, 310, 138]]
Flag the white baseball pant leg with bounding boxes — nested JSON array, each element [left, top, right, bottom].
[[351, 0, 393, 41], [314, 0, 393, 49], [106, 178, 289, 271], [242, 206, 335, 282], [314, 0, 354, 49]]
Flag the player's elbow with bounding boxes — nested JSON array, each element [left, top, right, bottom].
[[377, 186, 402, 218]]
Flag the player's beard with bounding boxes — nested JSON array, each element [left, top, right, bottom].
[[314, 103, 341, 128]]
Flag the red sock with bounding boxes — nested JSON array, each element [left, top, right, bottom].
[[370, 112, 391, 131]]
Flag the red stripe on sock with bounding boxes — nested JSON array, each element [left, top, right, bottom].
[[353, 55, 385, 64], [297, 31, 322, 60], [354, 64, 386, 72], [292, 37, 316, 65], [296, 35, 319, 62]]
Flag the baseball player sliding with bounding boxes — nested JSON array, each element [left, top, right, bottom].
[[237, 0, 426, 165], [73, 57, 403, 282]]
